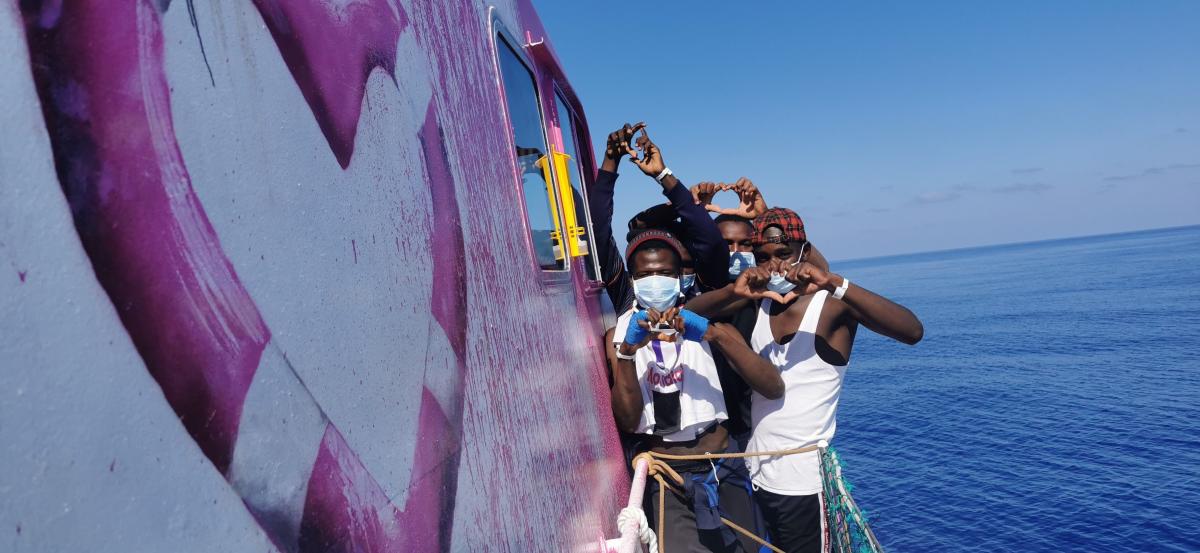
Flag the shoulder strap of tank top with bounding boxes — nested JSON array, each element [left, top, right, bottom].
[[798, 290, 830, 334], [758, 298, 773, 323], [752, 298, 773, 346]]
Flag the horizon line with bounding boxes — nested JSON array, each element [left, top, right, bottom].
[[832, 222, 1200, 266]]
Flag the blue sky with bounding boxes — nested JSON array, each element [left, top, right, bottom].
[[534, 1, 1200, 260]]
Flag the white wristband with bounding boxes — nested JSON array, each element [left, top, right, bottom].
[[615, 345, 636, 360], [655, 167, 673, 183], [832, 277, 851, 300]]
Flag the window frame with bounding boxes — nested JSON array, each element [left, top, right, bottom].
[[550, 85, 605, 286], [488, 16, 571, 278]]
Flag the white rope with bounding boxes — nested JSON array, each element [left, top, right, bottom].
[[617, 506, 658, 553]]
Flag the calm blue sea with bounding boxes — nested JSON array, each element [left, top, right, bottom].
[[832, 225, 1200, 552]]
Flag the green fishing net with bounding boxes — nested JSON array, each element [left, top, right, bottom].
[[819, 446, 885, 553]]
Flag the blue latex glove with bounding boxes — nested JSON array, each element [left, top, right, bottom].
[[624, 310, 651, 346], [679, 309, 709, 342]]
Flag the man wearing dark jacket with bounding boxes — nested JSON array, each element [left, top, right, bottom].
[[587, 123, 728, 315]]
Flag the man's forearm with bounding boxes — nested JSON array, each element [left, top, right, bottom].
[[610, 356, 643, 433], [657, 173, 681, 192], [589, 169, 633, 312], [600, 156, 619, 174], [833, 275, 924, 345], [685, 283, 748, 320], [663, 180, 726, 290], [589, 169, 618, 239], [710, 334, 783, 399]]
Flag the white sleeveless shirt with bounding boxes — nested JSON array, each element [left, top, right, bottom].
[[746, 291, 847, 495], [613, 310, 728, 442]]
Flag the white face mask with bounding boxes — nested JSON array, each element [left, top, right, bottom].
[[728, 251, 756, 279], [633, 275, 681, 312], [767, 273, 797, 295]]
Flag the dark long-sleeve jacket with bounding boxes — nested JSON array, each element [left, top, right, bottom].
[[589, 169, 635, 315], [588, 169, 728, 317], [661, 179, 728, 293]]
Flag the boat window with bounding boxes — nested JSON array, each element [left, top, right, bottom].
[[553, 92, 602, 282], [495, 34, 565, 271]]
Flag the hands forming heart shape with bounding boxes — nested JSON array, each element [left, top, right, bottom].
[[605, 122, 646, 161], [733, 264, 797, 304], [623, 307, 712, 353], [690, 177, 768, 220], [733, 259, 835, 304], [637, 306, 685, 343], [621, 307, 684, 352], [604, 122, 669, 177]]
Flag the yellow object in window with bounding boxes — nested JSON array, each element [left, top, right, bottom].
[[550, 149, 588, 257], [535, 154, 566, 261]]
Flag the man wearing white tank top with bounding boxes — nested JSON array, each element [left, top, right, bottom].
[[688, 208, 923, 553]]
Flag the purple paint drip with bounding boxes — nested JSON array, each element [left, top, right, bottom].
[[251, 0, 407, 168], [20, 0, 268, 473]]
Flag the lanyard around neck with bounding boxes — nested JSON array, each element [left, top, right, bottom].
[[650, 339, 685, 372]]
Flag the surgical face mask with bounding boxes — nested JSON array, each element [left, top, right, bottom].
[[765, 244, 806, 295], [728, 251, 756, 279], [767, 273, 797, 295], [680, 273, 697, 294], [633, 275, 681, 312]]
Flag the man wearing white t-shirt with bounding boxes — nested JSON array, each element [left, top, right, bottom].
[[688, 208, 923, 553], [607, 230, 785, 552]]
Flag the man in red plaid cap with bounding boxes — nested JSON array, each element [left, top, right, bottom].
[[689, 207, 924, 553]]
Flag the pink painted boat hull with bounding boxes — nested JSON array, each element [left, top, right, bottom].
[[0, 0, 626, 550]]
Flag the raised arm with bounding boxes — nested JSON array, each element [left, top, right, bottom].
[[589, 123, 645, 314], [663, 182, 726, 291], [781, 262, 924, 345], [668, 184, 726, 291], [618, 129, 728, 292]]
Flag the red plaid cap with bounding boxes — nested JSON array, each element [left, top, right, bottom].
[[752, 208, 807, 246]]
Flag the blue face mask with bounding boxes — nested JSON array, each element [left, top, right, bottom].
[[633, 275, 681, 312], [767, 273, 797, 295], [680, 273, 697, 294], [765, 244, 806, 295], [728, 252, 756, 279]]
